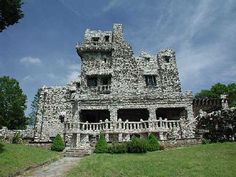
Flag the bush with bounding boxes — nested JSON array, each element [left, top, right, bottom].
[[12, 132, 23, 144], [51, 134, 65, 152], [147, 133, 160, 151], [94, 133, 108, 153], [202, 138, 211, 144], [108, 142, 127, 153], [127, 137, 148, 153]]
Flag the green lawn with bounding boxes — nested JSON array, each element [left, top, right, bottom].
[[67, 143, 236, 177], [0, 143, 59, 177]]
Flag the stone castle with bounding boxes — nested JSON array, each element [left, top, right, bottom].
[[33, 24, 202, 149]]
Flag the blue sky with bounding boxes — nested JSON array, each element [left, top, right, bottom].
[[0, 0, 236, 115]]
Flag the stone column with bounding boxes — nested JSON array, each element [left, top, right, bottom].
[[148, 107, 156, 120], [118, 133, 122, 142], [76, 133, 80, 148], [109, 107, 118, 122]]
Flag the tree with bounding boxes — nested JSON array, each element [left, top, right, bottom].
[[195, 83, 236, 107], [0, 0, 24, 32], [28, 89, 41, 126], [0, 76, 27, 129], [94, 133, 108, 153], [51, 134, 65, 151]]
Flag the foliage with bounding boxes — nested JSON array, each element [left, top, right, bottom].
[[0, 0, 24, 32], [0, 142, 59, 177], [67, 143, 236, 177], [0, 142, 4, 153], [147, 133, 160, 151], [51, 134, 65, 152], [197, 109, 236, 142], [94, 133, 108, 153], [12, 132, 23, 144], [127, 137, 148, 153], [0, 76, 27, 129], [108, 142, 127, 153], [195, 82, 236, 107], [202, 138, 211, 144], [28, 89, 41, 126]]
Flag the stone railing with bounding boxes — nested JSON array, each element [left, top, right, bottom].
[[64, 118, 180, 134], [90, 85, 111, 94]]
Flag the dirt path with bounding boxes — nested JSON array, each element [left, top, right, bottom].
[[17, 157, 81, 177]]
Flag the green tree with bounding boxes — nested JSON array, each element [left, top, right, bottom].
[[28, 89, 41, 126], [0, 76, 27, 129], [94, 133, 108, 153], [195, 82, 236, 107], [51, 134, 65, 151], [0, 0, 24, 32]]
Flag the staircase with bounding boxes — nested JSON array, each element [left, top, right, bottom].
[[63, 145, 95, 157]]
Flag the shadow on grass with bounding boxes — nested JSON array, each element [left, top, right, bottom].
[[0, 143, 5, 153]]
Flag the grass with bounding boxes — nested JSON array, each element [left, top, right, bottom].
[[0, 142, 59, 177], [67, 142, 236, 177]]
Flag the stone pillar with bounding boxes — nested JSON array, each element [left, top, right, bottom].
[[105, 133, 109, 142], [76, 133, 80, 148], [148, 107, 156, 120], [159, 132, 164, 140], [118, 133, 122, 142], [185, 104, 194, 121], [221, 94, 229, 110], [109, 107, 118, 122]]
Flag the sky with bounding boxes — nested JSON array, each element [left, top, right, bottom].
[[0, 0, 236, 115]]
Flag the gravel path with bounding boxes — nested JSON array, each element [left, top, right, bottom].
[[18, 157, 81, 177]]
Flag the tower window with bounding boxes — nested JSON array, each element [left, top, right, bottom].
[[92, 37, 99, 42], [87, 76, 97, 87], [144, 75, 157, 87], [163, 56, 170, 63], [104, 35, 109, 42]]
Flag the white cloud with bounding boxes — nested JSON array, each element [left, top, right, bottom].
[[66, 71, 80, 82], [20, 56, 42, 65], [22, 75, 34, 82], [102, 0, 123, 12], [68, 64, 80, 71]]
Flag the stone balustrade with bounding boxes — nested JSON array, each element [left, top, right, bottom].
[[64, 118, 180, 134]]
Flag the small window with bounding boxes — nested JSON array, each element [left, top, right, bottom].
[[144, 75, 157, 87], [104, 35, 109, 42], [145, 57, 150, 62], [87, 76, 97, 87], [92, 37, 99, 42], [163, 56, 170, 63], [101, 76, 111, 85]]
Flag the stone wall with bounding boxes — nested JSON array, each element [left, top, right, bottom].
[[34, 24, 195, 143]]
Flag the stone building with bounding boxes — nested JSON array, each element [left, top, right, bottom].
[[34, 24, 196, 148]]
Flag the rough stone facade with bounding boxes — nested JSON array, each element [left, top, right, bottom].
[[34, 24, 196, 149]]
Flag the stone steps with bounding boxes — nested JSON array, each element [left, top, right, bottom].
[[64, 147, 94, 157]]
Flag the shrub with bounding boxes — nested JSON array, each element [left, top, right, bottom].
[[202, 138, 211, 144], [108, 142, 127, 153], [127, 137, 148, 153], [94, 133, 108, 153], [12, 132, 23, 144], [147, 133, 160, 151], [51, 134, 65, 151], [160, 144, 165, 150]]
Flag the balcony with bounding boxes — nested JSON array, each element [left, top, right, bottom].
[[76, 42, 113, 54], [90, 85, 111, 94], [64, 118, 180, 135]]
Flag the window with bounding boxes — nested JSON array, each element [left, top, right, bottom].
[[87, 76, 97, 87], [163, 56, 170, 63], [104, 35, 109, 42], [101, 76, 111, 85], [91, 37, 99, 42], [144, 75, 157, 87]]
